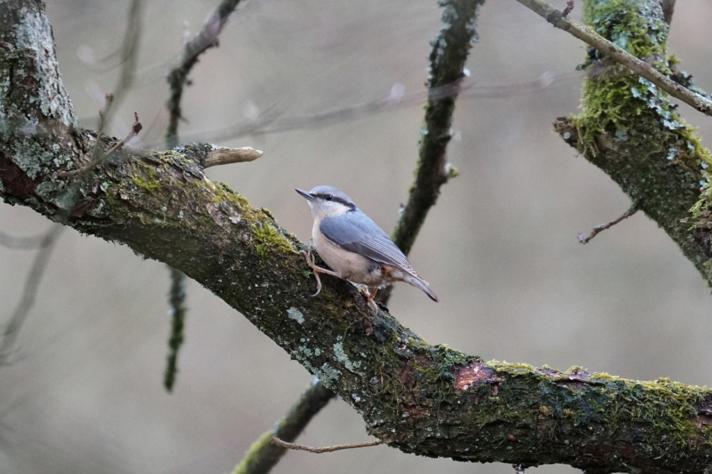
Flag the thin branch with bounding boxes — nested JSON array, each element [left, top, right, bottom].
[[57, 0, 143, 186], [61, 112, 142, 178], [166, 0, 246, 148], [163, 267, 187, 392], [578, 203, 639, 244], [162, 71, 582, 147], [0, 224, 63, 364], [269, 437, 383, 454], [232, 383, 333, 474], [561, 0, 574, 18], [513, 0, 712, 117]]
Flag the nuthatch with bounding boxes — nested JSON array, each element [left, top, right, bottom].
[[296, 185, 438, 303]]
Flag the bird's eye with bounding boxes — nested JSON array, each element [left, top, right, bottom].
[[325, 194, 333, 201]]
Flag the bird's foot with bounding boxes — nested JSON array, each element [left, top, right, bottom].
[[301, 249, 323, 296], [301, 249, 341, 297]]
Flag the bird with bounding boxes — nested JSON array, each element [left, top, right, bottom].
[[296, 185, 438, 303]]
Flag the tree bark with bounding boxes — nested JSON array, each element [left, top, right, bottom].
[[554, 0, 712, 284], [2, 1, 712, 472]]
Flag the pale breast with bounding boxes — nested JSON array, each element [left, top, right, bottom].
[[312, 221, 383, 285]]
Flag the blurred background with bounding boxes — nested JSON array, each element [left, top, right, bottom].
[[2, 0, 712, 473]]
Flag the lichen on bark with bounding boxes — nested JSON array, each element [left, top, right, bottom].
[[556, 0, 712, 284]]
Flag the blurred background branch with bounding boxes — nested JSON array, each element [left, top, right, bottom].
[[0, 225, 63, 364]]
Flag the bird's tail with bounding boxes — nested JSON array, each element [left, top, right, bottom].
[[403, 273, 439, 302]]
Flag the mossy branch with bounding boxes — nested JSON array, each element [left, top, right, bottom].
[[4, 1, 712, 472], [553, 0, 712, 285]]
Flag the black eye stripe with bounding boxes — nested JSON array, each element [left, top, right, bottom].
[[316, 193, 355, 209]]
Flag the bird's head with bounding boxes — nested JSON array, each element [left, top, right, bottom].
[[296, 185, 356, 219]]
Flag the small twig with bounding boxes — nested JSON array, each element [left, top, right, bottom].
[[0, 224, 63, 364], [61, 112, 142, 178], [58, 0, 143, 181], [270, 437, 382, 454], [514, 0, 712, 117], [231, 382, 333, 474], [561, 0, 574, 17], [202, 146, 263, 168], [578, 203, 639, 244]]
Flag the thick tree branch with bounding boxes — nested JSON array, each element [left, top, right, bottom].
[[553, 0, 712, 285], [3, 1, 712, 472], [514, 0, 712, 117]]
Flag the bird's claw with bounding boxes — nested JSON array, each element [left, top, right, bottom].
[[301, 248, 322, 297]]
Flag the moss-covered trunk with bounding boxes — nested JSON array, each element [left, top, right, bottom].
[[555, 0, 712, 282]]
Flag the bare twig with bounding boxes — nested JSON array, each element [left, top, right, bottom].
[[61, 112, 142, 178], [514, 0, 712, 117], [58, 0, 143, 182], [269, 437, 383, 454], [232, 382, 333, 474], [166, 0, 246, 148], [578, 203, 639, 244], [561, 0, 574, 17], [0, 224, 63, 364]]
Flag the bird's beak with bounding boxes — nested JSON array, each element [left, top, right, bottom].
[[295, 188, 314, 200]]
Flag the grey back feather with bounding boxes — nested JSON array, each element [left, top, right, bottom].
[[320, 210, 416, 275]]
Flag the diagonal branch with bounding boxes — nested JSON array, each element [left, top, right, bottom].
[[552, 0, 712, 285], [0, 224, 63, 363], [166, 0, 246, 147], [514, 0, 712, 117]]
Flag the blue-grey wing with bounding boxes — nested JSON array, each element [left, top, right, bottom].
[[320, 211, 415, 274]]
